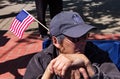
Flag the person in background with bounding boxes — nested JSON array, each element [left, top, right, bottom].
[[35, 0, 63, 38], [23, 11, 120, 79]]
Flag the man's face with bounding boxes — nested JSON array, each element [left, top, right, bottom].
[[59, 35, 87, 54]]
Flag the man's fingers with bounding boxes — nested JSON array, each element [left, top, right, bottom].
[[79, 68, 89, 79], [55, 61, 64, 71], [70, 70, 75, 79], [61, 64, 69, 77], [49, 58, 56, 73], [74, 69, 80, 79]]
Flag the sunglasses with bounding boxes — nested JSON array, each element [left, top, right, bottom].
[[66, 34, 88, 43]]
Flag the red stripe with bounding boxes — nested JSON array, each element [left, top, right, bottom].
[[16, 16, 33, 38], [13, 20, 21, 34], [10, 15, 34, 38], [10, 18, 17, 32], [9, 18, 15, 31], [19, 16, 34, 38], [15, 16, 31, 37], [10, 19, 20, 33]]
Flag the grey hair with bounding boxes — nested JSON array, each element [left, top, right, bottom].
[[56, 34, 65, 44]]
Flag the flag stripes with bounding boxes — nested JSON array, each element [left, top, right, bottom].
[[10, 10, 34, 39]]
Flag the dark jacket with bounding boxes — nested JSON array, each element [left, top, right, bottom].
[[23, 41, 120, 79]]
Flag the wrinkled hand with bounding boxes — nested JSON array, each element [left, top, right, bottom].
[[49, 54, 73, 77], [48, 53, 92, 79]]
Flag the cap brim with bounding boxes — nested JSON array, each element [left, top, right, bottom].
[[63, 24, 95, 38]]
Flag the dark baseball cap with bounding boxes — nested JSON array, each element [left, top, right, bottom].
[[49, 11, 95, 38]]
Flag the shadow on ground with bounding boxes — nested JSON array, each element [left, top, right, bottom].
[[0, 30, 10, 47], [1, 0, 120, 33], [0, 53, 36, 79], [0, 31, 41, 59], [0, 29, 42, 79]]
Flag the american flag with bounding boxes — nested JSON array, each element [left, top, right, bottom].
[[10, 9, 34, 39]]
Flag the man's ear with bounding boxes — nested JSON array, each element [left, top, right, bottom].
[[52, 36, 61, 48]]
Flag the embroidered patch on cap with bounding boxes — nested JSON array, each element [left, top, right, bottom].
[[72, 14, 83, 24]]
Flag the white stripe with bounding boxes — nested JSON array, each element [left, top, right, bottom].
[[10, 19, 18, 32], [16, 16, 32, 38], [19, 16, 34, 38]]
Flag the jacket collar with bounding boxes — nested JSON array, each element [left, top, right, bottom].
[[43, 44, 59, 58]]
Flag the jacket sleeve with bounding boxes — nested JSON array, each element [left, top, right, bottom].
[[23, 53, 44, 79], [23, 52, 51, 79], [91, 63, 120, 79]]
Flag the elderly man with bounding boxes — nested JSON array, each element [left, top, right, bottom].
[[23, 11, 120, 79]]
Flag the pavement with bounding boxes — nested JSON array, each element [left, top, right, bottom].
[[0, 0, 120, 79], [0, 1, 43, 79]]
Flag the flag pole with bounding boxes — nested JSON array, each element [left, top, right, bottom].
[[34, 19, 49, 31], [23, 9, 49, 31]]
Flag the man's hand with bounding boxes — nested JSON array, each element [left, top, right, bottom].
[[49, 54, 72, 77], [41, 62, 54, 79], [63, 68, 89, 79], [48, 53, 95, 79], [65, 53, 95, 77]]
